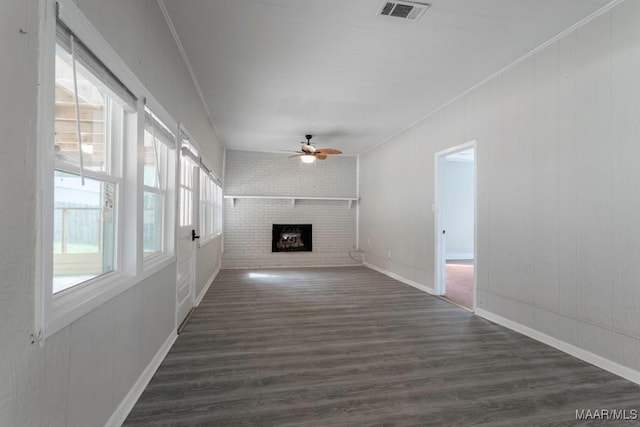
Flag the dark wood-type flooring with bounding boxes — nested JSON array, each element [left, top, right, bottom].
[[125, 267, 640, 426]]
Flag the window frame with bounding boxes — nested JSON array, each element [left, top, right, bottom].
[[179, 138, 199, 229], [35, 0, 178, 340], [142, 107, 176, 264], [199, 170, 223, 245], [52, 86, 124, 294]]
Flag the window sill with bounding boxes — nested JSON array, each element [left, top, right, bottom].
[[46, 271, 135, 338], [43, 255, 175, 339], [143, 253, 175, 275]]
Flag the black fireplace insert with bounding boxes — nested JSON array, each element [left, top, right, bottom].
[[272, 224, 312, 252]]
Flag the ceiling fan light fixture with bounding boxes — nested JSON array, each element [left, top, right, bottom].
[[301, 154, 316, 164]]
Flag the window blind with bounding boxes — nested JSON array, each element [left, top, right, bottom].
[[144, 110, 176, 149], [180, 145, 222, 186], [56, 20, 137, 110]]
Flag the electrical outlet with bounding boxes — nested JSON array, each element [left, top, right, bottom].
[[387, 250, 391, 259], [367, 237, 371, 244]]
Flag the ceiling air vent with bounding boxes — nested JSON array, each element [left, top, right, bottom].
[[379, 1, 430, 20]]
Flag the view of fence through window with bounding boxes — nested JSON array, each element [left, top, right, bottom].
[[53, 172, 116, 293], [53, 40, 119, 293]]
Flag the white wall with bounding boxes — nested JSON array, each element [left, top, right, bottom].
[[0, 0, 222, 425], [442, 160, 474, 259], [223, 150, 358, 268], [359, 0, 640, 375], [196, 238, 222, 299]]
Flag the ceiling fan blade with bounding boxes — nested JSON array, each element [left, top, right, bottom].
[[315, 153, 328, 160], [289, 153, 305, 158], [315, 148, 342, 155]]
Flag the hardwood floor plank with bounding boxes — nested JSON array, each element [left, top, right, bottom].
[[124, 267, 640, 426]]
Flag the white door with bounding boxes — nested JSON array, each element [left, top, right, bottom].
[[176, 142, 198, 328]]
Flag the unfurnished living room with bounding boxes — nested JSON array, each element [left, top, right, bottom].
[[3, 0, 640, 426]]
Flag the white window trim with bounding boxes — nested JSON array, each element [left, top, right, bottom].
[[179, 151, 197, 229], [199, 170, 212, 242], [35, 0, 178, 340], [214, 180, 223, 237], [180, 133, 223, 248], [141, 106, 177, 268], [143, 185, 166, 259], [198, 171, 223, 246]]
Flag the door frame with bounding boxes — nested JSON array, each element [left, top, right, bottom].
[[434, 140, 477, 311], [175, 131, 200, 329]]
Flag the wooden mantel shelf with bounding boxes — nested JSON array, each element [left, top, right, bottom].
[[224, 195, 359, 209]]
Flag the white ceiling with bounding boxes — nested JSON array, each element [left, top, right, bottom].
[[162, 0, 613, 155]]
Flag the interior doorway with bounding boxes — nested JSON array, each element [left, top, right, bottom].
[[435, 142, 476, 311], [176, 136, 199, 328]]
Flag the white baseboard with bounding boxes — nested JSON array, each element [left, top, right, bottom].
[[195, 264, 220, 307], [105, 330, 178, 427], [475, 308, 640, 387], [363, 261, 435, 295]]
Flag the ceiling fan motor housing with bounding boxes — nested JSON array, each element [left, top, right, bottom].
[[301, 135, 316, 153], [301, 144, 316, 153]]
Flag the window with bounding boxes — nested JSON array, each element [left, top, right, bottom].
[[199, 170, 222, 242], [179, 139, 198, 227], [52, 22, 134, 293], [143, 108, 174, 258], [53, 172, 116, 293], [38, 3, 183, 338]]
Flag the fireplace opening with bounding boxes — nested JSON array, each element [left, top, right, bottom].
[[272, 224, 312, 252]]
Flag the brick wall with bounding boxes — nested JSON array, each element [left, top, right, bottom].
[[223, 150, 358, 268]]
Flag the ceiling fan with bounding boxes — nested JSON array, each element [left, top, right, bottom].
[[288, 135, 342, 163]]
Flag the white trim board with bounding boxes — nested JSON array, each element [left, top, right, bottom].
[[105, 330, 178, 427], [434, 140, 477, 302], [195, 263, 220, 307], [475, 308, 640, 387], [363, 261, 434, 295]]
